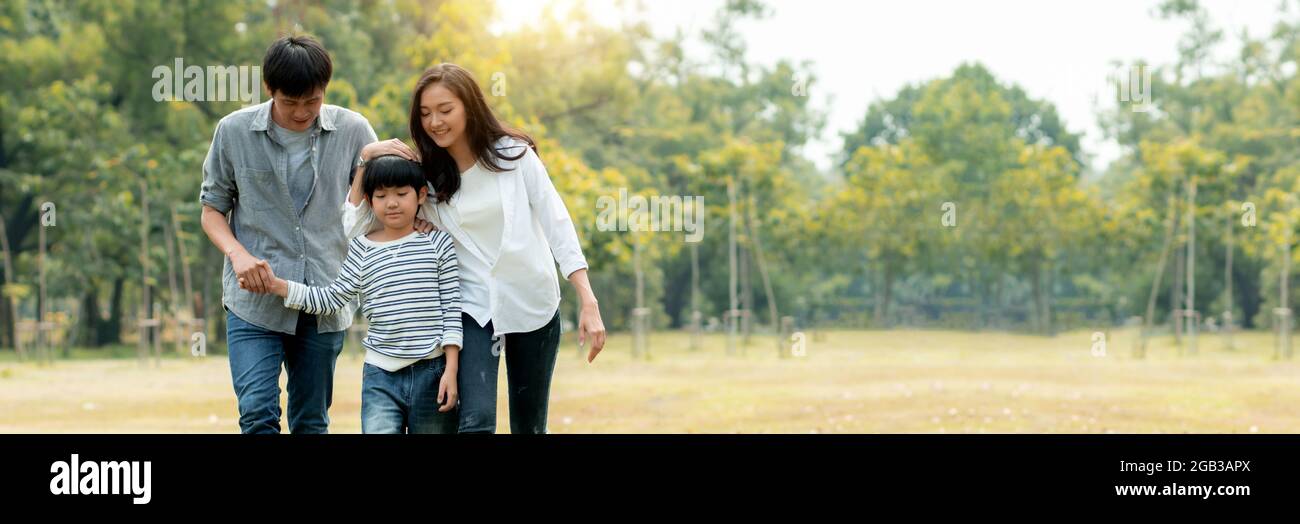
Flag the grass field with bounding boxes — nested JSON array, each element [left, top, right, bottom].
[[1, 327, 1298, 433]]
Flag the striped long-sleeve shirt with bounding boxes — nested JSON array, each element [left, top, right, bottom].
[[283, 230, 462, 371]]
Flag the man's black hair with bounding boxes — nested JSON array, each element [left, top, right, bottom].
[[364, 155, 427, 199], [262, 35, 332, 97]]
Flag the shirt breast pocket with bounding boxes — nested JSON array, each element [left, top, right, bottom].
[[234, 168, 280, 211]]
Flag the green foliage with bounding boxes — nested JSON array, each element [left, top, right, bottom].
[[1, 0, 1297, 349]]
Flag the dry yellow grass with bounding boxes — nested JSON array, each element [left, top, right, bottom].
[[1, 327, 1298, 433]]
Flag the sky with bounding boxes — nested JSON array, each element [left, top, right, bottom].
[[494, 0, 1289, 173]]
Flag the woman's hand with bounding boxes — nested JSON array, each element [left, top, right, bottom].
[[579, 301, 607, 363], [413, 217, 437, 234], [566, 269, 606, 362], [362, 138, 419, 162]]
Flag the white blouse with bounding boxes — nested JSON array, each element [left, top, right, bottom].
[[454, 161, 504, 263], [343, 137, 588, 336]]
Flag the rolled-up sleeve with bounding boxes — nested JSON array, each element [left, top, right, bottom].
[[341, 199, 376, 240], [521, 148, 588, 279], [199, 120, 235, 214]]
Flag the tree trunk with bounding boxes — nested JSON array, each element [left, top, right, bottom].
[[743, 202, 780, 355], [872, 259, 884, 325], [78, 288, 100, 347], [990, 275, 1002, 329], [0, 213, 15, 351], [740, 244, 752, 345], [0, 293, 10, 350], [164, 218, 183, 353], [102, 277, 125, 345], [631, 239, 646, 359], [1030, 264, 1042, 334], [1141, 192, 1179, 358], [1172, 235, 1184, 347], [689, 242, 701, 351], [880, 263, 894, 327], [1185, 178, 1197, 355], [1042, 265, 1054, 336], [726, 178, 738, 356], [1224, 208, 1234, 350]]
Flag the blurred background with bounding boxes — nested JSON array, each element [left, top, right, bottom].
[[1, 0, 1299, 433]]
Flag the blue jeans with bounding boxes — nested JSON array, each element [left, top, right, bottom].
[[457, 310, 561, 434], [361, 356, 458, 434], [226, 309, 345, 434]]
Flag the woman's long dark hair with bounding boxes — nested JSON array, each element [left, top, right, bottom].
[[409, 63, 536, 203]]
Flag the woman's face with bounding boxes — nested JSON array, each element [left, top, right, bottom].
[[419, 83, 466, 151]]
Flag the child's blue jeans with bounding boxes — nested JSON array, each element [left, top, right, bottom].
[[360, 355, 458, 434]]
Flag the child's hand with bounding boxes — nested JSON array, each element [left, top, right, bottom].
[[239, 268, 288, 297], [231, 253, 273, 294], [239, 261, 272, 291], [437, 362, 458, 413], [268, 277, 288, 298]]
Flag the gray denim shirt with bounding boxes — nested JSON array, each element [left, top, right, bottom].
[[200, 100, 377, 334]]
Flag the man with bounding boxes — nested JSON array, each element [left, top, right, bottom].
[[199, 35, 376, 433]]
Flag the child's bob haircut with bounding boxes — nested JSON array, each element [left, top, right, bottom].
[[363, 155, 427, 200]]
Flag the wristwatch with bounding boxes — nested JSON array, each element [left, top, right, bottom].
[[355, 154, 369, 170]]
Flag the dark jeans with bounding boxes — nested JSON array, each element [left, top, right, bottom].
[[457, 310, 561, 434], [361, 356, 458, 434], [226, 309, 345, 434]]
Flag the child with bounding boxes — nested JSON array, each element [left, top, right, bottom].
[[241, 155, 462, 434]]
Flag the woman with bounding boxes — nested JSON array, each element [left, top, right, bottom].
[[345, 63, 606, 434]]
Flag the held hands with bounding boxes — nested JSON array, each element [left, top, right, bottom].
[[237, 259, 287, 297], [230, 250, 273, 293]]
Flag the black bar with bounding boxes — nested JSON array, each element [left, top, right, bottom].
[[0, 434, 1289, 511]]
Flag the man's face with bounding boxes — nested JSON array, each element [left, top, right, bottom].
[[268, 87, 324, 132]]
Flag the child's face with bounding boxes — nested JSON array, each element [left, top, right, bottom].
[[369, 185, 427, 231]]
